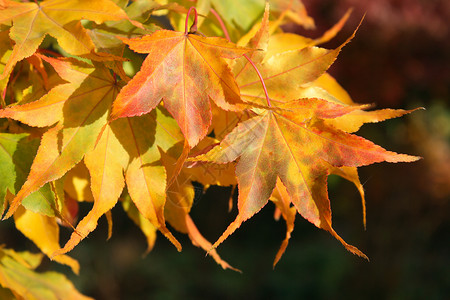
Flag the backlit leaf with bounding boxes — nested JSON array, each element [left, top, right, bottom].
[[110, 29, 251, 147], [190, 98, 420, 257], [3, 57, 118, 219], [0, 0, 138, 80], [13, 206, 79, 274]]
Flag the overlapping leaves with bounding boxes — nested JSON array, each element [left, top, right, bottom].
[[0, 1, 420, 289]]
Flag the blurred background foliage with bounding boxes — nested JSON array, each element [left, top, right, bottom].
[[1, 0, 449, 299]]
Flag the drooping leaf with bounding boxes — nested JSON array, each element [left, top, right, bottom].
[[0, 247, 91, 299], [110, 29, 251, 147], [0, 133, 60, 218], [122, 195, 157, 254], [13, 206, 79, 274], [54, 121, 128, 256], [3, 56, 119, 219], [270, 179, 296, 267], [189, 98, 420, 257], [55, 107, 185, 256], [162, 150, 238, 270], [0, 0, 139, 80], [118, 109, 184, 251]]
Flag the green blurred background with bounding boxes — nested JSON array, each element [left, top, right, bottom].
[[2, 0, 449, 299]]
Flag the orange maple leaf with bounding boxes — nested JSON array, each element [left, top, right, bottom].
[[110, 29, 252, 147], [189, 98, 420, 258]]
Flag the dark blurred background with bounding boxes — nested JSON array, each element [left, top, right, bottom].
[[2, 0, 449, 299]]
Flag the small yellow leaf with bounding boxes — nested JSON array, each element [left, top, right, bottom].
[[13, 206, 79, 274]]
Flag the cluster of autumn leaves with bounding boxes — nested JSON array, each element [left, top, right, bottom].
[[0, 0, 420, 297]]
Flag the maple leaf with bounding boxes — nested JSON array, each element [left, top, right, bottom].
[[330, 166, 367, 226], [0, 0, 139, 80], [0, 132, 75, 223], [233, 8, 355, 107], [1, 54, 186, 254], [0, 30, 13, 102], [0, 0, 423, 279], [0, 55, 96, 127], [189, 98, 420, 258], [230, 10, 420, 253], [122, 195, 158, 254], [54, 107, 186, 256], [0, 247, 92, 299], [110, 29, 251, 147], [2, 56, 119, 219], [162, 150, 238, 270], [13, 205, 79, 274], [270, 178, 296, 268]]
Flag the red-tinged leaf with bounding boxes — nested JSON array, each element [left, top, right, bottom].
[[270, 179, 296, 267], [26, 54, 49, 92], [3, 58, 118, 219], [189, 98, 419, 256], [13, 206, 79, 274], [0, 0, 139, 80], [110, 29, 251, 147]]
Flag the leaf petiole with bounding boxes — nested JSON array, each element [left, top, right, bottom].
[[185, 7, 198, 35]]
